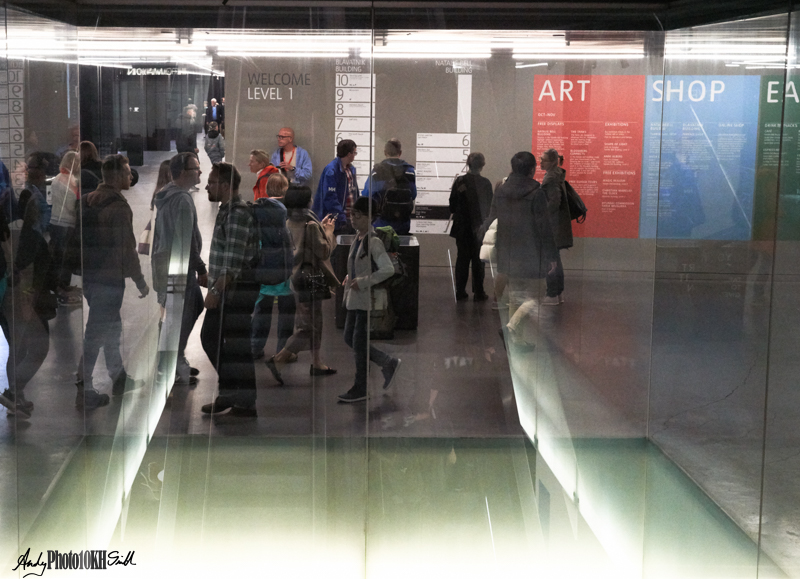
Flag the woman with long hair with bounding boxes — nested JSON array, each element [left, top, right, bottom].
[[79, 141, 103, 195], [265, 186, 339, 384], [49, 151, 81, 303]]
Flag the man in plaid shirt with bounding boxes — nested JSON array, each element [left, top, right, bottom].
[[200, 162, 260, 417]]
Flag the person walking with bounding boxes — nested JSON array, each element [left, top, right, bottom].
[[200, 162, 261, 417], [265, 186, 339, 384], [337, 197, 401, 403]]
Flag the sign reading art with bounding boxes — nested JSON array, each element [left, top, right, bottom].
[[532, 75, 645, 238]]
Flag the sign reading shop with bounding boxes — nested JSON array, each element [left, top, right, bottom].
[[246, 71, 312, 101]]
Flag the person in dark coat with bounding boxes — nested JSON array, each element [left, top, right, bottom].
[[176, 106, 199, 154], [449, 152, 493, 301], [483, 151, 557, 346], [539, 148, 572, 305]]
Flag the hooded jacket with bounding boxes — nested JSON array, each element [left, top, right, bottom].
[[81, 183, 145, 287], [204, 129, 226, 164], [151, 182, 206, 295], [486, 172, 557, 279]]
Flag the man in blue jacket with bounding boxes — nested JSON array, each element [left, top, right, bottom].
[[270, 127, 312, 187], [361, 138, 417, 235], [312, 139, 358, 234]]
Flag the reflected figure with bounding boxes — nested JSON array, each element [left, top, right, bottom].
[[152, 153, 207, 386], [657, 152, 704, 239], [204, 122, 226, 165], [176, 105, 199, 155], [79, 141, 103, 196], [271, 127, 312, 187], [540, 148, 572, 305], [204, 97, 224, 134], [23, 152, 53, 233], [251, 173, 297, 361], [312, 139, 358, 235], [361, 138, 417, 235], [483, 152, 557, 347], [77, 155, 150, 408], [49, 151, 81, 305], [449, 152, 492, 301], [0, 191, 57, 418], [338, 196, 401, 403]]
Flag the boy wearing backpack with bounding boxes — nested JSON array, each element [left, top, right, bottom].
[[338, 197, 401, 403], [361, 139, 417, 235]]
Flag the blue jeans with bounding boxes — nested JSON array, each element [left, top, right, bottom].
[[251, 293, 296, 355], [344, 309, 392, 391], [82, 281, 125, 387]]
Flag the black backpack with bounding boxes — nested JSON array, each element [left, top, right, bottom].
[[374, 162, 414, 224], [565, 180, 587, 224], [249, 198, 294, 286]]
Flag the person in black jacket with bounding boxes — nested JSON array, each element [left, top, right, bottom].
[[0, 192, 57, 418], [449, 152, 493, 301]]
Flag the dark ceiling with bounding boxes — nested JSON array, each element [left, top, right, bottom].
[[8, 0, 795, 30]]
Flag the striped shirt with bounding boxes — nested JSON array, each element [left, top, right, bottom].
[[208, 197, 258, 289]]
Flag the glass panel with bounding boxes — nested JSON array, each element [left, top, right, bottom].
[[0, 4, 88, 564], [67, 18, 374, 574], [760, 9, 800, 579], [3, 4, 800, 578], [648, 13, 789, 577]]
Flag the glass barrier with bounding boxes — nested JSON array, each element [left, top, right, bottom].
[[1, 3, 800, 578], [648, 12, 789, 578], [0, 4, 89, 567], [761, 9, 800, 579]]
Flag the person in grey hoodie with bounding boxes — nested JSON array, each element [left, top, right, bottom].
[[152, 152, 207, 385], [204, 121, 226, 164]]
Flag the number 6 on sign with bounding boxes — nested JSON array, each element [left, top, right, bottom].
[[462, 135, 470, 147]]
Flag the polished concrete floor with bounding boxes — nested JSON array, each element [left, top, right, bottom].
[[1, 145, 799, 577]]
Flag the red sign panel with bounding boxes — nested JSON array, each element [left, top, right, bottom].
[[532, 75, 645, 238]]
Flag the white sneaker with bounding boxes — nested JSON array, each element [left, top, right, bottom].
[[558, 294, 564, 304], [541, 296, 560, 306]]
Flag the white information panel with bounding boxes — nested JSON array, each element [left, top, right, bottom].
[[0, 60, 25, 188], [335, 102, 371, 116], [412, 75, 472, 234], [417, 176, 460, 191], [416, 161, 467, 178], [417, 147, 470, 163], [334, 116, 371, 131], [334, 71, 375, 193], [417, 133, 471, 148], [416, 189, 451, 206], [412, 219, 451, 234], [336, 73, 372, 88]]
